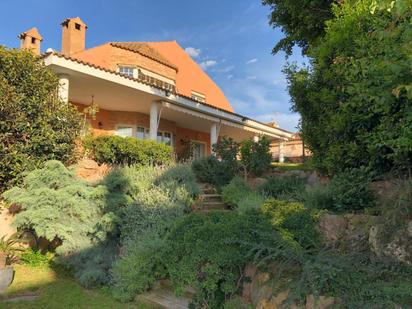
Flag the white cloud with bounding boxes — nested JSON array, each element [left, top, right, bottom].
[[246, 58, 258, 64], [184, 47, 201, 58], [200, 60, 217, 70], [255, 112, 300, 132], [227, 74, 234, 80], [213, 65, 235, 73]]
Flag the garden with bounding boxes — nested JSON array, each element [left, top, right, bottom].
[[2, 0, 412, 308]]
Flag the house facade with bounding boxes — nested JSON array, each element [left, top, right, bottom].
[[19, 17, 293, 159]]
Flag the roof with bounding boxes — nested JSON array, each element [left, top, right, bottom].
[[110, 42, 177, 70], [147, 41, 233, 112], [19, 27, 43, 41]]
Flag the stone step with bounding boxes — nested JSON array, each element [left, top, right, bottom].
[[139, 288, 190, 309], [198, 201, 228, 210], [201, 194, 222, 202]]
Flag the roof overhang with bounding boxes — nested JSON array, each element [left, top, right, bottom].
[[43, 52, 293, 140]]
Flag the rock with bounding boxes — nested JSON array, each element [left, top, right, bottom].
[[306, 295, 336, 309], [242, 264, 259, 302], [317, 214, 347, 247], [75, 158, 111, 182]]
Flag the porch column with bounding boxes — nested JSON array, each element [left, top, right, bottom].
[[149, 101, 158, 141], [58, 74, 69, 104], [210, 122, 218, 155], [279, 141, 285, 163]]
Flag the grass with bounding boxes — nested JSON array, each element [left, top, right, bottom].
[[0, 264, 159, 309], [271, 161, 314, 172]]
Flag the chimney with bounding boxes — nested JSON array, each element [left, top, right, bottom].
[[61, 17, 87, 56], [19, 27, 43, 56]]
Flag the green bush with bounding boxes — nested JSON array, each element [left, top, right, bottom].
[[222, 177, 265, 212], [302, 183, 335, 210], [262, 199, 319, 249], [259, 173, 307, 201], [0, 46, 82, 191], [83, 135, 172, 166], [240, 137, 272, 177], [2, 160, 116, 287], [328, 169, 375, 213], [192, 156, 236, 187], [163, 211, 273, 308], [20, 249, 54, 268]]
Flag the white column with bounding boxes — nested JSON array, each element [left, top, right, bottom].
[[210, 122, 218, 155], [149, 101, 158, 141], [279, 141, 285, 163], [58, 74, 69, 104]]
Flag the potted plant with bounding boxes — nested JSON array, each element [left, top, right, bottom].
[[0, 233, 25, 293]]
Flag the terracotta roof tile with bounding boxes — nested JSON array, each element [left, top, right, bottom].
[[110, 42, 177, 70]]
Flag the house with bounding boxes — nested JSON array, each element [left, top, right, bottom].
[[270, 133, 311, 163], [18, 17, 293, 159]]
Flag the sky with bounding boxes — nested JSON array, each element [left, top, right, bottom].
[[0, 0, 305, 131]]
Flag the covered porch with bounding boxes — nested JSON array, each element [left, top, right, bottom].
[[44, 51, 293, 159]]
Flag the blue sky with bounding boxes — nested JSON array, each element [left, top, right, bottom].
[[0, 0, 305, 131]]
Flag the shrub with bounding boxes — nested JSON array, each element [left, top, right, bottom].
[[302, 183, 335, 210], [259, 173, 307, 201], [222, 177, 265, 212], [83, 135, 172, 166], [163, 211, 273, 308], [2, 160, 116, 287], [0, 46, 82, 191], [262, 199, 319, 249], [20, 249, 53, 268], [192, 156, 236, 187], [328, 168, 375, 213], [240, 136, 272, 177]]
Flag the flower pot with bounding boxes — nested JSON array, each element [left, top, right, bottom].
[[0, 266, 14, 293]]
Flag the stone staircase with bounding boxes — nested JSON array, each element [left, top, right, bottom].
[[139, 280, 193, 309], [193, 183, 229, 212]]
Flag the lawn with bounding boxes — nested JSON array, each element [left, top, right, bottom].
[[0, 264, 159, 309], [271, 161, 314, 172]]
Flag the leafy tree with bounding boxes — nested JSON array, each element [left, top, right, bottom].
[[0, 47, 82, 190], [239, 136, 272, 178], [285, 0, 412, 175], [263, 0, 336, 55]]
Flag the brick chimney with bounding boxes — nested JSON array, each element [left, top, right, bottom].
[[19, 27, 43, 55], [61, 17, 87, 56]]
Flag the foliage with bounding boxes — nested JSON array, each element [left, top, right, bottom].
[[221, 177, 265, 212], [302, 183, 335, 211], [285, 0, 412, 176], [20, 249, 54, 268], [192, 156, 236, 188], [262, 0, 335, 55], [240, 137, 272, 177], [258, 173, 307, 201], [2, 160, 117, 287], [262, 199, 319, 249], [0, 46, 82, 191], [111, 165, 199, 300], [83, 135, 173, 166], [163, 211, 273, 308], [111, 230, 166, 302], [0, 232, 26, 266], [328, 168, 375, 212], [177, 138, 197, 162]]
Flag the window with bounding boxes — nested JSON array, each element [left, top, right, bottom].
[[136, 126, 145, 139], [157, 131, 173, 146], [75, 23, 81, 30], [191, 91, 206, 103], [116, 126, 133, 137], [118, 66, 135, 77], [31, 37, 36, 44], [192, 141, 206, 159]]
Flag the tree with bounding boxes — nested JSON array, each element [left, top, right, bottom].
[[0, 47, 82, 190], [262, 0, 336, 55], [285, 0, 412, 175]]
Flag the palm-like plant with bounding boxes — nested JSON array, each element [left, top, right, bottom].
[[0, 233, 26, 268]]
